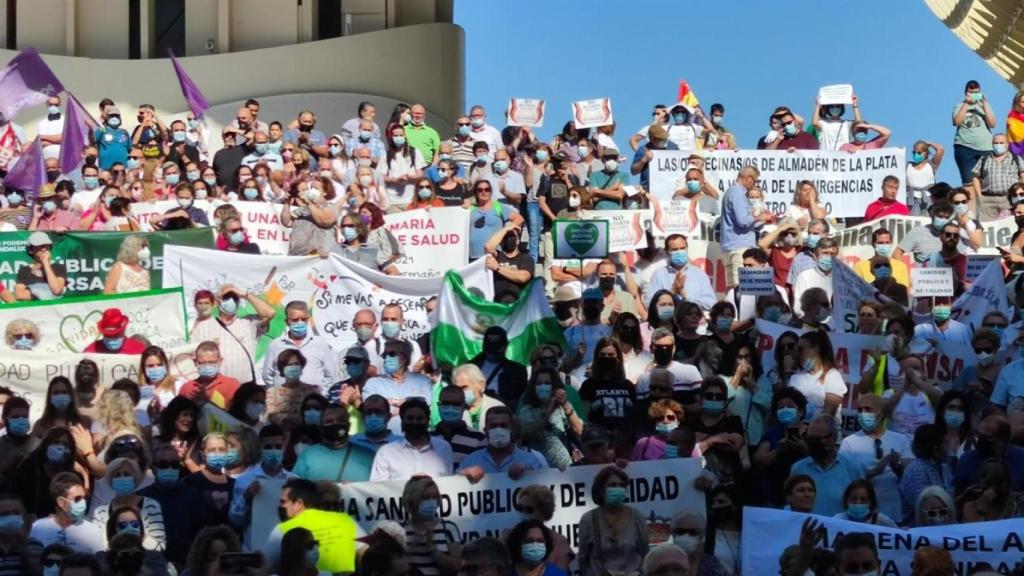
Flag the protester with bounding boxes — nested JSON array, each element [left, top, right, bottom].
[[577, 466, 649, 576]]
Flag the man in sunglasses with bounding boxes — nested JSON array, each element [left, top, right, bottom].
[[764, 111, 817, 152], [928, 221, 969, 294]]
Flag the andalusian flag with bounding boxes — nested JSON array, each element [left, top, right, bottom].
[[677, 80, 700, 109], [431, 272, 566, 367]]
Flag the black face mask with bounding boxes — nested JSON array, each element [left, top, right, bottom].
[[806, 441, 830, 462], [975, 436, 996, 458], [403, 422, 429, 440], [278, 505, 289, 522], [618, 326, 638, 342], [653, 348, 673, 366], [484, 343, 505, 359], [1016, 215, 1024, 229], [582, 305, 602, 321], [709, 505, 733, 524], [46, 170, 59, 183], [595, 357, 617, 373], [299, 124, 314, 132], [322, 424, 347, 442], [598, 277, 616, 292]]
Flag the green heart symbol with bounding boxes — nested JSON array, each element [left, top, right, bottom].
[[59, 311, 102, 352], [565, 222, 600, 255]]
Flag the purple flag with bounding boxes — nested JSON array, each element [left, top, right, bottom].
[[59, 92, 98, 176], [3, 137, 46, 196], [0, 48, 64, 121], [170, 51, 209, 118]]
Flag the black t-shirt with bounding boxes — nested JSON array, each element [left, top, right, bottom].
[[493, 251, 534, 300], [436, 182, 468, 207], [579, 376, 637, 433], [213, 146, 247, 186], [540, 174, 580, 229], [183, 472, 235, 525], [687, 413, 745, 485], [16, 263, 67, 299]]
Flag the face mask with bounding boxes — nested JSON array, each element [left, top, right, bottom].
[[306, 545, 320, 567], [994, 143, 1008, 155], [166, 173, 180, 186], [6, 417, 29, 437], [712, 115, 724, 126], [954, 203, 969, 216], [776, 407, 798, 425], [303, 409, 322, 426], [257, 447, 283, 469], [289, 321, 309, 339], [857, 412, 878, 432], [50, 393, 72, 410], [417, 187, 432, 200], [605, 159, 619, 172], [763, 306, 782, 322], [817, 255, 833, 272], [356, 326, 373, 343], [435, 405, 461, 423], [976, 351, 994, 366], [487, 427, 512, 449], [663, 444, 679, 458], [672, 113, 689, 125], [112, 476, 136, 496], [205, 452, 230, 469], [0, 514, 23, 533], [715, 317, 732, 332], [872, 265, 892, 280], [177, 198, 194, 212], [328, 144, 343, 157], [283, 364, 303, 381], [228, 231, 245, 246], [135, 246, 151, 261], [804, 234, 820, 249], [702, 399, 724, 414], [655, 420, 678, 435], [322, 423, 347, 442], [47, 444, 70, 463], [803, 357, 817, 372], [853, 132, 869, 143], [83, 176, 99, 190], [107, 116, 121, 128], [604, 486, 627, 506], [358, 174, 375, 188], [784, 123, 797, 136], [932, 216, 949, 230], [932, 305, 952, 323], [944, 410, 965, 428], [673, 534, 700, 554], [155, 468, 179, 485], [381, 320, 401, 338], [65, 498, 88, 522], [220, 297, 239, 316], [847, 503, 870, 520], [43, 565, 60, 576], [383, 354, 401, 375], [146, 366, 168, 382], [364, 414, 386, 434], [685, 180, 701, 194], [577, 145, 589, 158], [568, 195, 581, 208], [172, 130, 186, 142], [392, 136, 407, 147], [124, 157, 141, 171], [521, 542, 547, 565], [245, 402, 265, 421], [13, 336, 33, 350], [536, 150, 550, 162], [670, 249, 688, 268], [418, 498, 439, 518], [243, 187, 259, 200], [530, 382, 552, 401], [197, 363, 219, 378], [493, 160, 509, 174], [874, 243, 893, 257]]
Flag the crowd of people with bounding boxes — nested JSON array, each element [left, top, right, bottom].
[[0, 77, 1023, 576]]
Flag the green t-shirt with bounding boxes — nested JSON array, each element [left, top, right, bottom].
[[589, 170, 626, 210], [292, 442, 374, 482], [953, 103, 993, 151], [405, 124, 441, 163]]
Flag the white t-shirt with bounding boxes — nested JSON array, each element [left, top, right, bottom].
[[724, 285, 791, 322], [667, 124, 702, 153], [468, 125, 504, 155], [839, 430, 912, 521], [883, 388, 935, 437], [787, 368, 847, 419], [785, 204, 812, 225], [385, 149, 426, 207], [792, 268, 833, 317], [906, 162, 935, 199], [816, 119, 851, 151], [37, 116, 63, 159], [635, 360, 703, 400], [70, 188, 103, 214]]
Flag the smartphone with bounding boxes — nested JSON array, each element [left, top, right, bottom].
[[218, 553, 263, 574]]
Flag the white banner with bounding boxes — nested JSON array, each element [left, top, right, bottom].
[[161, 246, 492, 358], [649, 148, 906, 218], [578, 209, 650, 253], [507, 98, 545, 127], [130, 199, 213, 232], [251, 458, 704, 554], [383, 207, 470, 278], [0, 342, 197, 420], [571, 97, 613, 129], [220, 201, 293, 255], [953, 259, 1010, 331], [832, 260, 891, 334], [0, 288, 188, 354], [742, 507, 1024, 576]]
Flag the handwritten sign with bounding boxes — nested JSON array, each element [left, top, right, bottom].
[[506, 98, 545, 127], [818, 84, 854, 105], [912, 267, 954, 297], [965, 254, 999, 283], [572, 98, 614, 129], [738, 267, 776, 295]]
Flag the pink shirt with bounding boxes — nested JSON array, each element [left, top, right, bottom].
[[34, 210, 79, 231]]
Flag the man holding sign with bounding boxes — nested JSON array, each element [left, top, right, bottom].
[[910, 267, 972, 349]]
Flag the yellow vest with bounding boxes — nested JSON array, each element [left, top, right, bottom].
[[278, 509, 359, 573]]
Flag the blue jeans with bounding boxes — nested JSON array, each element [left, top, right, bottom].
[[909, 193, 931, 216], [527, 201, 541, 263], [953, 144, 989, 186]]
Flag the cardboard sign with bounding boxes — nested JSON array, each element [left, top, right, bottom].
[[818, 84, 854, 105], [965, 254, 999, 283], [552, 219, 609, 259], [572, 98, 614, 129], [911, 267, 955, 297], [738, 267, 775, 295], [506, 98, 545, 127]]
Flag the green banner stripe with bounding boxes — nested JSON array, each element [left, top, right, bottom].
[[0, 287, 186, 310], [431, 315, 566, 368]]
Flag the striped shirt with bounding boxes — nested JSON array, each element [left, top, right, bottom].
[[93, 496, 167, 551], [433, 426, 485, 471], [405, 521, 461, 576]]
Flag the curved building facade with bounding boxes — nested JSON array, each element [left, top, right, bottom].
[[926, 0, 1024, 87], [0, 0, 463, 148]]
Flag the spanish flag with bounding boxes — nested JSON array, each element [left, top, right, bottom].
[[677, 80, 700, 109], [1008, 110, 1024, 157]]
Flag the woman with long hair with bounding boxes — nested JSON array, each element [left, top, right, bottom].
[[401, 475, 460, 576], [31, 377, 86, 440], [579, 337, 637, 455], [753, 387, 809, 507], [577, 466, 648, 576], [12, 427, 83, 517], [94, 389, 144, 457], [517, 367, 583, 469], [359, 202, 402, 275], [183, 525, 242, 576], [383, 125, 426, 208], [642, 290, 677, 348], [103, 235, 150, 294], [611, 312, 649, 382], [787, 331, 846, 419], [154, 397, 202, 473], [278, 527, 323, 576], [183, 432, 235, 525], [139, 346, 182, 412]]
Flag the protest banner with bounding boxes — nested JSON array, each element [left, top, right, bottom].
[[818, 84, 854, 105], [507, 98, 545, 127], [912, 268, 954, 297], [832, 260, 892, 333], [952, 259, 1010, 331], [965, 254, 999, 283], [738, 267, 775, 295], [571, 98, 613, 129], [162, 246, 493, 360], [578, 209, 649, 253], [742, 507, 1024, 576], [0, 342, 197, 420], [130, 199, 212, 232], [384, 207, 470, 277], [552, 219, 609, 259], [219, 201, 292, 255], [0, 228, 213, 295], [250, 458, 704, 555], [649, 148, 906, 218], [0, 288, 188, 354], [652, 198, 698, 237]]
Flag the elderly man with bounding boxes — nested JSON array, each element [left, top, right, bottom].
[[242, 131, 284, 171], [971, 133, 1024, 220], [467, 105, 503, 154], [362, 340, 433, 433], [284, 110, 329, 159], [644, 543, 691, 576], [405, 104, 441, 164], [721, 165, 773, 289], [792, 237, 837, 319]]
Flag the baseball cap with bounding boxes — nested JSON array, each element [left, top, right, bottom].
[[344, 346, 368, 362], [27, 231, 52, 248], [582, 288, 604, 301]]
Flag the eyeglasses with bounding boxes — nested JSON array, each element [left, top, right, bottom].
[[11, 333, 32, 339], [951, 200, 968, 206], [343, 357, 363, 364], [973, 347, 994, 354], [457, 123, 470, 127], [42, 559, 62, 568], [117, 520, 141, 531], [940, 232, 959, 239], [983, 323, 1007, 330], [477, 187, 492, 192]]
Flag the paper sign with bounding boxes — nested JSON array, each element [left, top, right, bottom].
[[738, 267, 776, 295], [506, 98, 545, 127], [912, 267, 955, 297], [818, 84, 854, 105], [572, 98, 614, 129], [623, 185, 642, 198], [965, 254, 999, 283], [552, 219, 609, 259]]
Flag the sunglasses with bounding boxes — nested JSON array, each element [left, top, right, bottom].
[[457, 123, 470, 127], [973, 347, 994, 354], [983, 324, 1007, 330], [941, 232, 959, 239], [11, 333, 32, 339]]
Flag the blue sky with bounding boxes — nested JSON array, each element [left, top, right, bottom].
[[455, 0, 1016, 184]]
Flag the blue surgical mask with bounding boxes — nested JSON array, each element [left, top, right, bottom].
[[364, 414, 386, 433], [111, 476, 136, 496], [48, 105, 60, 116], [6, 192, 21, 205], [47, 444, 70, 463], [670, 249, 688, 268], [817, 255, 833, 272], [493, 160, 509, 174], [932, 217, 949, 230], [873, 266, 892, 280], [103, 336, 125, 351], [857, 412, 878, 432], [346, 361, 364, 378], [763, 306, 782, 322], [173, 131, 186, 142], [307, 545, 320, 566], [535, 384, 552, 401], [145, 366, 167, 382], [203, 176, 217, 186], [220, 297, 239, 316], [107, 116, 121, 128], [83, 176, 100, 190], [155, 468, 179, 485], [0, 514, 23, 533], [803, 357, 817, 372], [944, 410, 965, 428], [66, 499, 87, 522], [329, 144, 343, 157], [197, 363, 219, 379], [933, 306, 952, 323], [458, 125, 471, 137], [118, 521, 141, 536], [663, 444, 679, 459], [874, 244, 893, 257], [912, 152, 924, 163], [686, 180, 701, 193], [289, 321, 309, 338], [521, 543, 547, 565], [656, 421, 678, 434], [245, 402, 265, 421], [577, 145, 589, 158], [604, 487, 627, 506], [392, 136, 406, 147], [418, 187, 432, 200], [776, 407, 798, 425], [262, 449, 284, 469], [6, 417, 29, 437], [359, 130, 373, 141], [382, 320, 401, 338], [854, 132, 869, 143], [243, 187, 259, 200], [229, 231, 245, 246], [657, 306, 675, 321], [205, 452, 230, 469], [383, 354, 401, 375], [804, 234, 820, 249], [702, 400, 724, 414], [784, 123, 797, 136], [303, 408, 322, 425], [463, 388, 477, 406], [994, 143, 1008, 155], [42, 200, 56, 214], [439, 405, 462, 423], [847, 503, 870, 520], [715, 317, 732, 332], [187, 170, 200, 182], [13, 336, 33, 350], [536, 150, 549, 162], [50, 393, 72, 410], [126, 157, 141, 170], [283, 365, 303, 381], [166, 173, 180, 185], [418, 498, 439, 518]]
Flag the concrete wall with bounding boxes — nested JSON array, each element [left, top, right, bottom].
[[0, 22, 464, 145], [77, 0, 131, 59], [185, 0, 219, 56], [230, 0, 300, 52], [17, 0, 68, 56]]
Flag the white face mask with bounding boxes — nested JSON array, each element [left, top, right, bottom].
[[568, 196, 581, 208], [672, 534, 701, 554], [358, 175, 373, 187]]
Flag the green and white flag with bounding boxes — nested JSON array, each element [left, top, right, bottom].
[[432, 272, 566, 367]]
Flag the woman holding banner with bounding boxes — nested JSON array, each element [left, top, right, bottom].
[[577, 466, 649, 576], [400, 475, 461, 576]]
